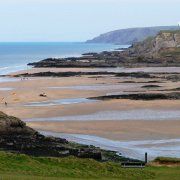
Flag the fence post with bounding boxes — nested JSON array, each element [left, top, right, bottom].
[[145, 152, 148, 164]]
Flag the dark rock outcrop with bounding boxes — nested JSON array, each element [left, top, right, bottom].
[[14, 71, 157, 79], [15, 71, 114, 77], [90, 92, 180, 101], [141, 85, 162, 88], [0, 112, 135, 162], [28, 31, 180, 68], [0, 112, 102, 160]]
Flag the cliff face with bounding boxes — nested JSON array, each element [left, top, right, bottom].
[[154, 31, 180, 51], [87, 26, 180, 45], [130, 31, 180, 58]]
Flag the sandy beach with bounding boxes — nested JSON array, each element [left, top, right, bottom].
[[0, 67, 180, 159]]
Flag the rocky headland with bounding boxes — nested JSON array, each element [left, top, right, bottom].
[[28, 30, 180, 68]]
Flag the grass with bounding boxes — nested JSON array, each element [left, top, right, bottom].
[[0, 151, 179, 179], [147, 166, 180, 180], [159, 30, 180, 34]]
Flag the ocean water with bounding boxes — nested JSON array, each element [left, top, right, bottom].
[[0, 42, 125, 75]]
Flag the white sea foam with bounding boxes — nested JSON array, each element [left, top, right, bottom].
[[0, 64, 28, 75]]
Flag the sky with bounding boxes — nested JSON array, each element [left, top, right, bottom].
[[0, 0, 180, 42]]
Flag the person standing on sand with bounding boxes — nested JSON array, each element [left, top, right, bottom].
[[4, 102, 7, 106]]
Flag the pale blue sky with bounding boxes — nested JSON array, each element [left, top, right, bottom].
[[0, 0, 180, 42]]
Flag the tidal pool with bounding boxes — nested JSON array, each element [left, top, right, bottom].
[[48, 84, 141, 91], [24, 98, 97, 107], [0, 87, 14, 91], [26, 109, 180, 122], [0, 77, 19, 83]]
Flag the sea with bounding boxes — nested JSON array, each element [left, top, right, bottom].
[[0, 42, 126, 75]]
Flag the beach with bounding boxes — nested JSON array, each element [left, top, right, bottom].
[[1, 68, 180, 119], [0, 67, 180, 159]]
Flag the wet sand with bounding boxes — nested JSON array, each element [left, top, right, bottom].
[[0, 67, 180, 159], [1, 71, 180, 119], [28, 120, 180, 141]]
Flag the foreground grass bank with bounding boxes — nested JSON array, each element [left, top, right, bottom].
[[0, 152, 180, 179]]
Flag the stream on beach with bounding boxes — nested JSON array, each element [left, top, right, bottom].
[[40, 131, 180, 161]]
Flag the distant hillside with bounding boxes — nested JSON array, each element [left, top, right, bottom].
[[86, 26, 180, 45]]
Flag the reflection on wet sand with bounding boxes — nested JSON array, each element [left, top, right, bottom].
[[25, 109, 180, 122]]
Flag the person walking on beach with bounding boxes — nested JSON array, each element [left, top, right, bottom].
[[4, 102, 7, 106]]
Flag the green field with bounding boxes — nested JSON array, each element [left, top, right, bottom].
[[0, 151, 179, 180]]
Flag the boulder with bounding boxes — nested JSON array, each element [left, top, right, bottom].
[[0, 112, 35, 135]]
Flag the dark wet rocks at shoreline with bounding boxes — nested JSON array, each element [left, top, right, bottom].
[[27, 48, 180, 68], [13, 71, 180, 84], [14, 71, 158, 79], [14, 71, 114, 77], [28, 56, 118, 68], [141, 85, 162, 88], [118, 80, 165, 84], [28, 31, 180, 69], [89, 92, 180, 101]]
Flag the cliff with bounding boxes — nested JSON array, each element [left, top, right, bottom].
[[87, 26, 180, 44], [129, 30, 180, 58]]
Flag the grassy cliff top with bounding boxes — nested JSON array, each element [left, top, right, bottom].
[[159, 29, 180, 34]]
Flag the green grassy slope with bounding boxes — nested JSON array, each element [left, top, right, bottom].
[[0, 151, 179, 179]]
